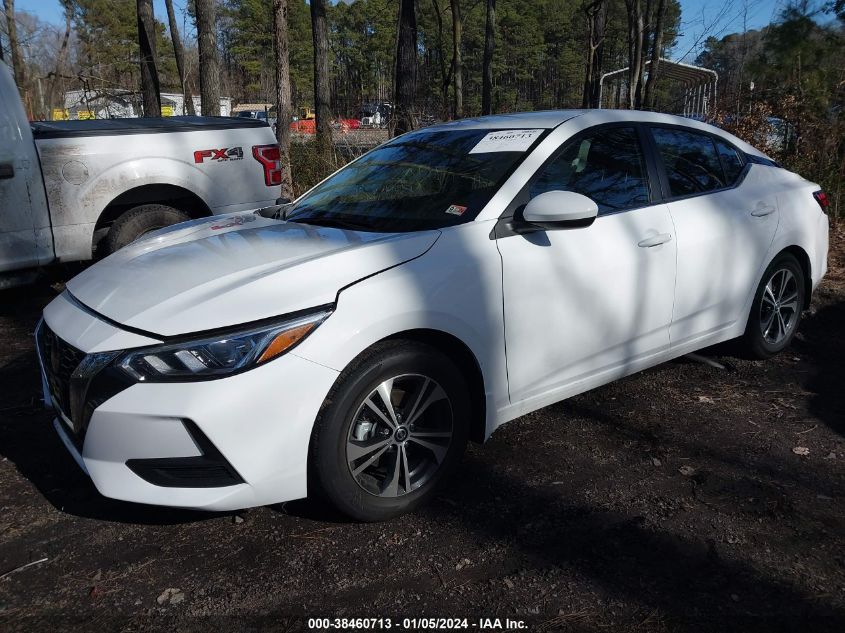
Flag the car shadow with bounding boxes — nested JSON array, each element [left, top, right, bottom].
[[797, 299, 845, 438], [0, 348, 219, 526], [421, 454, 845, 632]]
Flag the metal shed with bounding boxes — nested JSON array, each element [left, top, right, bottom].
[[598, 58, 718, 119]]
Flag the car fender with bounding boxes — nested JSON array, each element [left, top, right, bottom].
[[39, 153, 215, 261], [731, 180, 826, 338], [293, 220, 510, 439], [77, 156, 214, 223]]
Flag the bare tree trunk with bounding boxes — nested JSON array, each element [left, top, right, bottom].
[[136, 0, 161, 116], [624, 0, 645, 109], [431, 0, 451, 119], [632, 0, 652, 108], [273, 0, 294, 200], [393, 0, 417, 135], [431, 0, 446, 119], [165, 0, 195, 115], [642, 0, 666, 110], [311, 0, 333, 165], [581, 0, 607, 108], [45, 2, 72, 120], [450, 0, 463, 118], [3, 0, 26, 89], [481, 0, 496, 115], [195, 0, 220, 116]]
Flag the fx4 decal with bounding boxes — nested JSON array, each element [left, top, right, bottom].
[[193, 147, 244, 163]]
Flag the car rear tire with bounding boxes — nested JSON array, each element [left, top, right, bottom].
[[743, 253, 805, 359], [310, 340, 469, 522], [102, 204, 190, 255]]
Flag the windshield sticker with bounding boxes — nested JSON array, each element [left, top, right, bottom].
[[469, 129, 544, 154], [445, 204, 468, 216]]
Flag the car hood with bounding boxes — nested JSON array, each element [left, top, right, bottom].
[[67, 212, 439, 337]]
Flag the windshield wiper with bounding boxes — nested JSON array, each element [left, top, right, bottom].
[[255, 199, 293, 220]]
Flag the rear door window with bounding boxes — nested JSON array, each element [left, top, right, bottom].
[[650, 127, 726, 197], [715, 139, 745, 185]]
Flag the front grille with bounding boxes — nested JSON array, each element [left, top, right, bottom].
[[37, 322, 86, 426], [36, 321, 130, 446]]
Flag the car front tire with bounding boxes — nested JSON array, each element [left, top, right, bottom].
[[743, 253, 805, 359], [310, 340, 469, 522]]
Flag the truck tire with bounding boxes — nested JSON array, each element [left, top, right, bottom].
[[102, 204, 190, 255]]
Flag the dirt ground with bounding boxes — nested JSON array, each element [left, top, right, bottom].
[[1, 230, 843, 633]]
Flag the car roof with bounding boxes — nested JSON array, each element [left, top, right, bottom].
[[428, 109, 741, 130], [430, 110, 590, 130], [423, 109, 770, 159]]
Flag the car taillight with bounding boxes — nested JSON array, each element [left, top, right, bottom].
[[252, 144, 282, 186], [813, 190, 830, 212]]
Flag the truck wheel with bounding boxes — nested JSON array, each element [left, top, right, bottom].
[[102, 204, 190, 255]]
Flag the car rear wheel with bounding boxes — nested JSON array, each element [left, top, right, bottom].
[[102, 204, 190, 255], [743, 253, 805, 359], [310, 341, 469, 521]]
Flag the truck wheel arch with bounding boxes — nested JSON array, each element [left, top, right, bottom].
[[94, 184, 213, 252]]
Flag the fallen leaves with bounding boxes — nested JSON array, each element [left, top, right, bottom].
[[156, 587, 185, 606]]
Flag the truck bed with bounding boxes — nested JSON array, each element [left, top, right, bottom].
[[31, 116, 269, 139]]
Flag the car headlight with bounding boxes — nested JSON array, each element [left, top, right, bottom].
[[117, 308, 332, 381]]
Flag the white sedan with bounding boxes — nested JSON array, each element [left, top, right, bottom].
[[37, 110, 829, 521]]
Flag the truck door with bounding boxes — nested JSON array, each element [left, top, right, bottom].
[[0, 62, 52, 273]]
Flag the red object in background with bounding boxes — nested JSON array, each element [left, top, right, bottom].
[[290, 119, 316, 134], [289, 118, 361, 134]]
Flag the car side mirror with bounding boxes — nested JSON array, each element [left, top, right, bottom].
[[519, 191, 599, 231]]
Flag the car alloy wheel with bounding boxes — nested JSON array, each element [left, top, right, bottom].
[[759, 267, 800, 345], [311, 340, 469, 521], [744, 253, 805, 359], [346, 374, 453, 498]]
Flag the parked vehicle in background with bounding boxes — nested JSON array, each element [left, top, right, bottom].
[[36, 109, 829, 521], [360, 102, 392, 128], [235, 109, 269, 122], [234, 109, 277, 134], [0, 62, 281, 285]]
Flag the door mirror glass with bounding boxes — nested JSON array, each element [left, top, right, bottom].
[[521, 190, 598, 230]]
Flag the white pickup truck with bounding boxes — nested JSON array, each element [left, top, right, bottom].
[[0, 62, 282, 286]]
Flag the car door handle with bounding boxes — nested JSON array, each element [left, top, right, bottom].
[[750, 203, 776, 217], [638, 233, 672, 248], [0, 162, 14, 179]]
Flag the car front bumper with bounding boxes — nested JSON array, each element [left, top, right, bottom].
[[39, 294, 339, 511]]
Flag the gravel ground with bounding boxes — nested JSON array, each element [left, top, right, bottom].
[[0, 230, 843, 632]]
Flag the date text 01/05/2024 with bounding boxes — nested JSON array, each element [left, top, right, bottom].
[[306, 617, 528, 630]]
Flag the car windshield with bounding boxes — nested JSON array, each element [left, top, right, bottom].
[[286, 128, 543, 232]]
